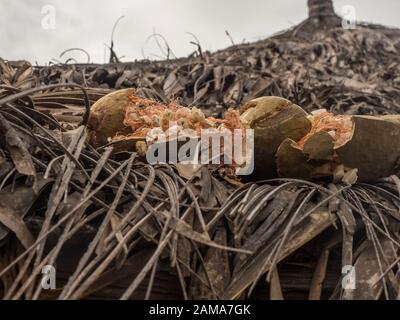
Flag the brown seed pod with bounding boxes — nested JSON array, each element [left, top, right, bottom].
[[336, 115, 400, 181], [240, 96, 311, 179], [87, 88, 135, 147], [276, 111, 400, 182], [275, 111, 352, 182]]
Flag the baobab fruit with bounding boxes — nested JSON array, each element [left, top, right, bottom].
[[336, 115, 400, 181], [276, 110, 400, 182], [240, 96, 311, 179], [87, 88, 135, 147], [87, 90, 232, 153]]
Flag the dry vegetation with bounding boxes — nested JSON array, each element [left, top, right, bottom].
[[0, 0, 400, 300]]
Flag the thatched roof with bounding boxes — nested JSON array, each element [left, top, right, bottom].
[[0, 0, 400, 300]]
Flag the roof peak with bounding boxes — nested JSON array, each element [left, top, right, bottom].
[[308, 0, 336, 17]]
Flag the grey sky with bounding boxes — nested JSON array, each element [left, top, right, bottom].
[[1, 0, 399, 65]]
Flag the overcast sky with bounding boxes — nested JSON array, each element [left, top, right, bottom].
[[1, 0, 399, 65]]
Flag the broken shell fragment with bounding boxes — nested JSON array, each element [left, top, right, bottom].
[[336, 115, 400, 181], [276, 138, 314, 179], [275, 111, 354, 181], [240, 96, 311, 179], [276, 110, 400, 182], [302, 131, 334, 161]]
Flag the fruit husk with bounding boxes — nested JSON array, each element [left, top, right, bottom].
[[88, 88, 135, 147], [302, 131, 334, 161], [276, 114, 400, 182], [276, 131, 335, 180], [336, 115, 400, 181], [240, 96, 311, 179], [276, 138, 314, 179]]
